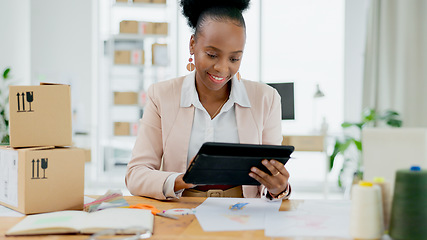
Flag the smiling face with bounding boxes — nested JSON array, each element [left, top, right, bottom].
[[190, 19, 246, 95]]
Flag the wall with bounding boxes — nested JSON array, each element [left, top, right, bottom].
[[344, 0, 370, 122], [261, 0, 345, 134], [30, 0, 94, 138], [0, 0, 31, 84]]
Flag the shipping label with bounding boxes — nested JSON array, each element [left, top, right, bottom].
[[0, 149, 18, 207]]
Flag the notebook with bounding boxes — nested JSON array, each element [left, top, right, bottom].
[[6, 208, 153, 236]]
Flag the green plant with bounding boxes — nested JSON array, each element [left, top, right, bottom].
[[0, 67, 12, 144], [329, 108, 402, 188]]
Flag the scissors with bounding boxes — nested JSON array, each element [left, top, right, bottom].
[[128, 204, 179, 220]]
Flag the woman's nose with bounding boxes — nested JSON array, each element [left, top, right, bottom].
[[213, 58, 228, 73]]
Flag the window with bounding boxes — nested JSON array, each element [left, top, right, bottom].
[[261, 0, 344, 134]]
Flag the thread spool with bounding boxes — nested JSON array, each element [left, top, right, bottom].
[[350, 181, 384, 239], [373, 177, 391, 232], [389, 166, 427, 240]]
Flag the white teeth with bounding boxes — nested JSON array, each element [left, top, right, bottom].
[[211, 74, 224, 81]]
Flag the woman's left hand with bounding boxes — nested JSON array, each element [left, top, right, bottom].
[[249, 159, 289, 196]]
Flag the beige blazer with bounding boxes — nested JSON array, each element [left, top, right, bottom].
[[125, 74, 283, 200]]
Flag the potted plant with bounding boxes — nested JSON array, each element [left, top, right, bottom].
[[329, 108, 402, 189], [0, 67, 12, 144]]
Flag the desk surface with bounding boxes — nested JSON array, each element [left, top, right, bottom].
[[0, 196, 348, 240]]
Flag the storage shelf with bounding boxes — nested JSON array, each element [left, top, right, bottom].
[[112, 33, 167, 41], [113, 2, 167, 9], [96, 0, 175, 181], [113, 64, 145, 68]]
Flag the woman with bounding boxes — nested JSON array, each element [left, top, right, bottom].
[[126, 0, 290, 201]]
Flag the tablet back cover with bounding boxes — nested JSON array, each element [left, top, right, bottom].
[[183, 142, 294, 185]]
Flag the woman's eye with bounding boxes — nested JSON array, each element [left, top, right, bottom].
[[231, 58, 240, 63], [207, 53, 216, 58]]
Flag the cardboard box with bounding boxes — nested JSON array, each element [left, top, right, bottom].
[[114, 122, 138, 136], [114, 122, 130, 136], [130, 50, 145, 64], [152, 0, 166, 3], [114, 92, 139, 105], [133, 0, 166, 4], [0, 146, 85, 214], [120, 20, 138, 34], [114, 50, 131, 65], [83, 148, 91, 163], [153, 22, 168, 35], [114, 50, 145, 65], [120, 21, 165, 35], [9, 83, 72, 148], [139, 22, 155, 34]]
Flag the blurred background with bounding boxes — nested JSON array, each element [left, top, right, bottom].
[[1, 0, 426, 199]]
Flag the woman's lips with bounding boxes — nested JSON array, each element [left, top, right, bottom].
[[207, 72, 227, 84]]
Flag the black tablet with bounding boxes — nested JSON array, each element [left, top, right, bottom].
[[182, 142, 294, 185]]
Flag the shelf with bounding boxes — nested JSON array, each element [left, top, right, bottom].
[[113, 2, 167, 9], [113, 64, 145, 68], [112, 33, 167, 41], [112, 64, 170, 70], [95, 0, 175, 179]]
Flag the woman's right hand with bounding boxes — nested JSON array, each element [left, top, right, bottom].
[[174, 174, 195, 192]]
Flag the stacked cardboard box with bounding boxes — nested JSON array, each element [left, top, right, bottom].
[[0, 83, 85, 214], [153, 22, 168, 35], [114, 122, 139, 136], [119, 20, 139, 34], [114, 50, 145, 65], [9, 84, 72, 147], [114, 91, 139, 105], [133, 0, 166, 4], [119, 21, 168, 35]]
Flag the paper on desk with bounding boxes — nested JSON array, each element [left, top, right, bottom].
[[265, 200, 352, 238], [0, 205, 24, 217], [296, 199, 352, 214], [195, 197, 281, 232]]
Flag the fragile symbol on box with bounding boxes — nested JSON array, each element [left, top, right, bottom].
[[16, 92, 34, 112], [31, 158, 48, 179]]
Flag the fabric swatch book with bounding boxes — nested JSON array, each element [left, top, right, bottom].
[[6, 208, 153, 236]]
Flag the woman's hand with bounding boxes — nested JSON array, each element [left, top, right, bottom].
[[174, 174, 195, 192], [249, 159, 289, 197], [174, 155, 197, 192]]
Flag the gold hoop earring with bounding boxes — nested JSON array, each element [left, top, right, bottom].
[[186, 55, 195, 72], [236, 71, 241, 81]]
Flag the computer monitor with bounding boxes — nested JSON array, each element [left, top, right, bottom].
[[267, 82, 295, 120]]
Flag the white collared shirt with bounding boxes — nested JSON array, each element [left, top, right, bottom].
[[163, 72, 251, 199]]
